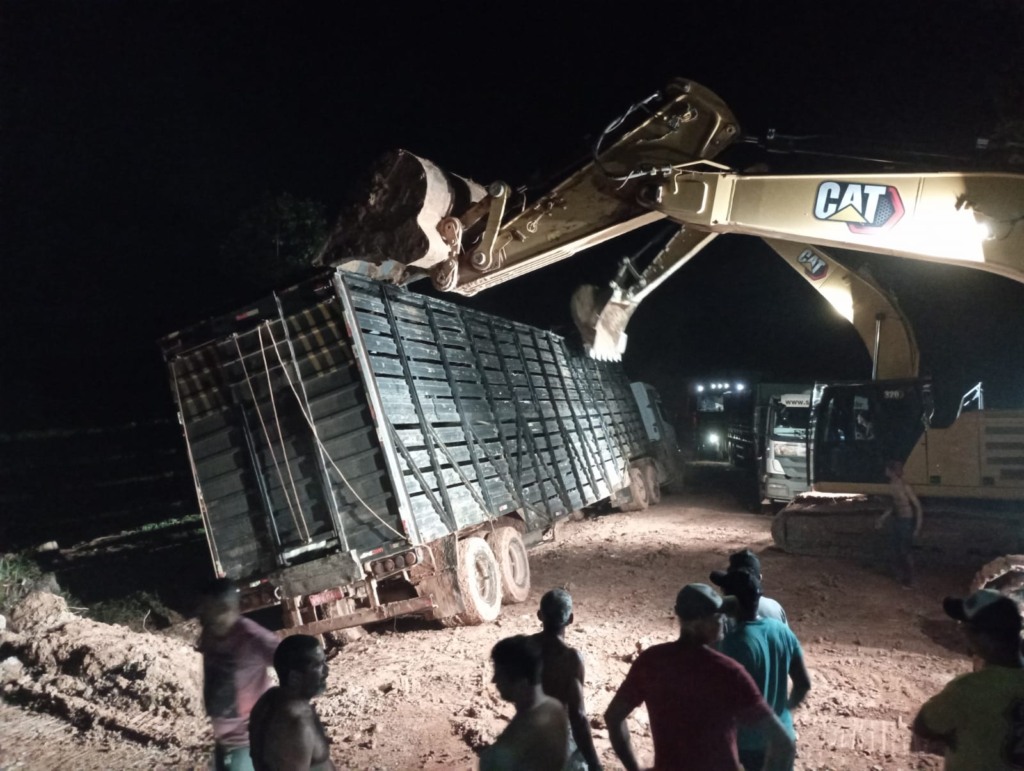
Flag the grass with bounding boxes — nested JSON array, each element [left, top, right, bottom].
[[0, 551, 45, 616]]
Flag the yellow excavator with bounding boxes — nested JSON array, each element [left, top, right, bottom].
[[317, 78, 1024, 583]]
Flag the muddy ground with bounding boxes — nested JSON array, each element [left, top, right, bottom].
[[0, 465, 976, 770]]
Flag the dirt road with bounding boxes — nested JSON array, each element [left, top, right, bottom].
[[1, 470, 972, 770]]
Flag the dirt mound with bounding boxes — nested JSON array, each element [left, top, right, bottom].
[[7, 589, 75, 631], [0, 590, 207, 749]]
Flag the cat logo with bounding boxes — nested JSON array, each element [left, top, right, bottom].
[[797, 249, 828, 280], [814, 182, 905, 233]]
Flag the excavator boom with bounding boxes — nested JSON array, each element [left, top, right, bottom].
[[320, 78, 1024, 361]]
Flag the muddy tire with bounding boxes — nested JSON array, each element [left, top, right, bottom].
[[486, 527, 531, 604], [971, 554, 1024, 597], [644, 465, 661, 505], [448, 537, 502, 626], [620, 467, 650, 512]]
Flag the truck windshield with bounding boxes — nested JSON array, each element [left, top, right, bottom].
[[772, 406, 809, 440]]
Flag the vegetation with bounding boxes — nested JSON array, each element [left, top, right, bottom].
[[220, 191, 329, 289], [0, 552, 44, 615]]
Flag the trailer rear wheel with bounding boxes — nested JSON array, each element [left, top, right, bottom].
[[487, 527, 531, 604], [620, 466, 650, 512], [449, 536, 502, 626], [644, 465, 661, 505]]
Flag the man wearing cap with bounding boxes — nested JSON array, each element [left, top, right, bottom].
[[530, 589, 602, 771], [717, 571, 810, 771], [604, 583, 795, 771], [711, 549, 787, 628], [912, 589, 1024, 770]]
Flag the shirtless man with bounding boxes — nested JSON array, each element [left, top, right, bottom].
[[875, 459, 924, 587], [249, 634, 335, 771], [530, 589, 602, 771], [480, 634, 569, 771]]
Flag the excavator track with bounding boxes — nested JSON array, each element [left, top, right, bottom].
[[771, 493, 1024, 566]]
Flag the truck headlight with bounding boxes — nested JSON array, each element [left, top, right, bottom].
[[774, 442, 805, 457]]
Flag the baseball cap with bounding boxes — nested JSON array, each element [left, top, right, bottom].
[[674, 583, 724, 620], [943, 589, 1022, 636], [711, 569, 762, 600], [709, 548, 762, 585], [539, 588, 573, 626]]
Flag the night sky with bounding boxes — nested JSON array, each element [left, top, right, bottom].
[[4, 1, 1024, 430]]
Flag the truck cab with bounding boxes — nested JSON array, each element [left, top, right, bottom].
[[762, 392, 811, 505]]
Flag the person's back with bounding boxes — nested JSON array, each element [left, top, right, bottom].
[[624, 639, 768, 767], [605, 584, 794, 771], [720, 618, 803, 749], [530, 588, 602, 771], [716, 570, 810, 771], [913, 589, 1024, 770]]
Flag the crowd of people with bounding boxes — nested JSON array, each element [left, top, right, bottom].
[[196, 545, 1024, 771]]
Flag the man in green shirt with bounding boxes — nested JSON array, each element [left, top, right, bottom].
[[913, 589, 1024, 770]]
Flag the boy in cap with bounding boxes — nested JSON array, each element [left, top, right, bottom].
[[717, 571, 810, 771], [529, 589, 602, 771], [480, 634, 569, 771], [604, 583, 795, 771], [912, 589, 1024, 770], [710, 548, 787, 627]]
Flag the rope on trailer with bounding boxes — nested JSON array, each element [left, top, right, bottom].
[[233, 334, 310, 543], [263, 321, 410, 543], [256, 325, 310, 541]]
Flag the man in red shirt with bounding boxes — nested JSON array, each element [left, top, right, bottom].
[[198, 578, 280, 771], [604, 583, 795, 771]]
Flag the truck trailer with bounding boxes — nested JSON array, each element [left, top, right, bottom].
[[161, 270, 663, 635]]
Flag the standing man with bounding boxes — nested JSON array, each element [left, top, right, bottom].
[[249, 634, 336, 771], [480, 634, 569, 771], [912, 589, 1024, 770], [717, 570, 811, 771], [604, 583, 795, 771], [197, 578, 280, 771], [711, 548, 788, 625], [530, 588, 602, 771], [875, 459, 924, 587]]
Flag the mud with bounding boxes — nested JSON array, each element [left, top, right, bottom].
[[0, 474, 977, 770]]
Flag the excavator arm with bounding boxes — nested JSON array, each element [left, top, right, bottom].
[[319, 78, 1024, 360]]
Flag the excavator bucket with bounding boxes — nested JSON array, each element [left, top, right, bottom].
[[570, 284, 633, 361]]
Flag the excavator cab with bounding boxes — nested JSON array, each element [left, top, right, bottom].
[[810, 379, 931, 485]]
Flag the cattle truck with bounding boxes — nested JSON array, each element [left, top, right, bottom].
[[161, 270, 663, 635]]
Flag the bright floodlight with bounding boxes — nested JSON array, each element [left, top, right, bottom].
[[696, 384, 704, 392], [736, 383, 745, 391]]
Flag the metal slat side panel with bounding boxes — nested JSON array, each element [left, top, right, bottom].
[[277, 292, 405, 553], [332, 274, 422, 546], [567, 353, 628, 493], [338, 273, 639, 530], [344, 280, 496, 539]]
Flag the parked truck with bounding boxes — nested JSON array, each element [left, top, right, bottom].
[[161, 271, 666, 635], [726, 383, 813, 509]]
